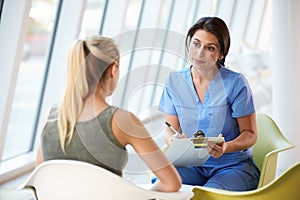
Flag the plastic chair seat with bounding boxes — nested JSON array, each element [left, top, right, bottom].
[[18, 159, 194, 200], [191, 162, 300, 200]]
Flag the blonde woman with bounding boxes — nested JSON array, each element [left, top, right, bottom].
[[35, 35, 181, 192]]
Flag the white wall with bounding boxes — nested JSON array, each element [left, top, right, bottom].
[[273, 0, 300, 172]]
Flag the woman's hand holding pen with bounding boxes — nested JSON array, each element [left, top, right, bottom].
[[207, 134, 227, 158], [165, 121, 187, 144], [169, 132, 187, 143]]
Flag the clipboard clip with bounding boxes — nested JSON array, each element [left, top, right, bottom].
[[192, 130, 207, 148]]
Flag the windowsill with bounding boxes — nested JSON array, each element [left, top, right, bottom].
[[0, 152, 36, 184]]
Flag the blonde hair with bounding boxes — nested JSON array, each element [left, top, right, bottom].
[[57, 35, 119, 151]]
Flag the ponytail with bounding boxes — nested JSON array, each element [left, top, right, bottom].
[[57, 36, 119, 152]]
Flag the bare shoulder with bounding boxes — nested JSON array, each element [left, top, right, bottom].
[[112, 108, 149, 138], [113, 108, 143, 125]]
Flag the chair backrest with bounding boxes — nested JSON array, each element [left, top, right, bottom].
[[253, 113, 294, 188], [18, 160, 193, 200], [191, 162, 300, 200]]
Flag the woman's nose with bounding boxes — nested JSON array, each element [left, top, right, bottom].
[[196, 47, 205, 57]]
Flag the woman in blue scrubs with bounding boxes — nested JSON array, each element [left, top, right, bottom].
[[159, 17, 260, 191]]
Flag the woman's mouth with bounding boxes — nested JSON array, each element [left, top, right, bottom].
[[193, 58, 205, 65]]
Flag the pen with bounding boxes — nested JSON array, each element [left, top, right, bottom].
[[165, 121, 181, 135]]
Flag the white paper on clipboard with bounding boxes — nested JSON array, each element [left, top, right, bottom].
[[164, 137, 224, 167]]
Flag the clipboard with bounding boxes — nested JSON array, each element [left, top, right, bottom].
[[164, 137, 224, 167]]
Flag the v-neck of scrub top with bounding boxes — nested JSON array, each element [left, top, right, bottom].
[[186, 66, 219, 106]]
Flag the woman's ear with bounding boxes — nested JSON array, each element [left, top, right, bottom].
[[109, 63, 119, 78]]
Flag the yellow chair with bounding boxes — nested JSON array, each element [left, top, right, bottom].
[[191, 162, 300, 200], [253, 112, 294, 188]]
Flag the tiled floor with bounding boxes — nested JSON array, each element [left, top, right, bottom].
[[0, 173, 35, 200]]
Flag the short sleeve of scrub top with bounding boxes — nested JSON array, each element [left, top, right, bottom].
[[229, 73, 255, 118]]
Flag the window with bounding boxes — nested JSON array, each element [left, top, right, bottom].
[[0, 0, 4, 22], [79, 0, 107, 38], [2, 0, 59, 161]]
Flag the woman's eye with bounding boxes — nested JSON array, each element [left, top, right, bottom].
[[192, 42, 199, 47], [208, 46, 215, 51]]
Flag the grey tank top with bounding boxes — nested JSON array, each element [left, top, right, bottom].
[[41, 105, 128, 176]]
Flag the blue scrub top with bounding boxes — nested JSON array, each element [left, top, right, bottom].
[[159, 66, 255, 166]]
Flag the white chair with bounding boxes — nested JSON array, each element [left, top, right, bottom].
[[18, 160, 194, 200]]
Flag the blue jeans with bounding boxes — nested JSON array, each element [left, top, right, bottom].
[[176, 158, 260, 191]]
